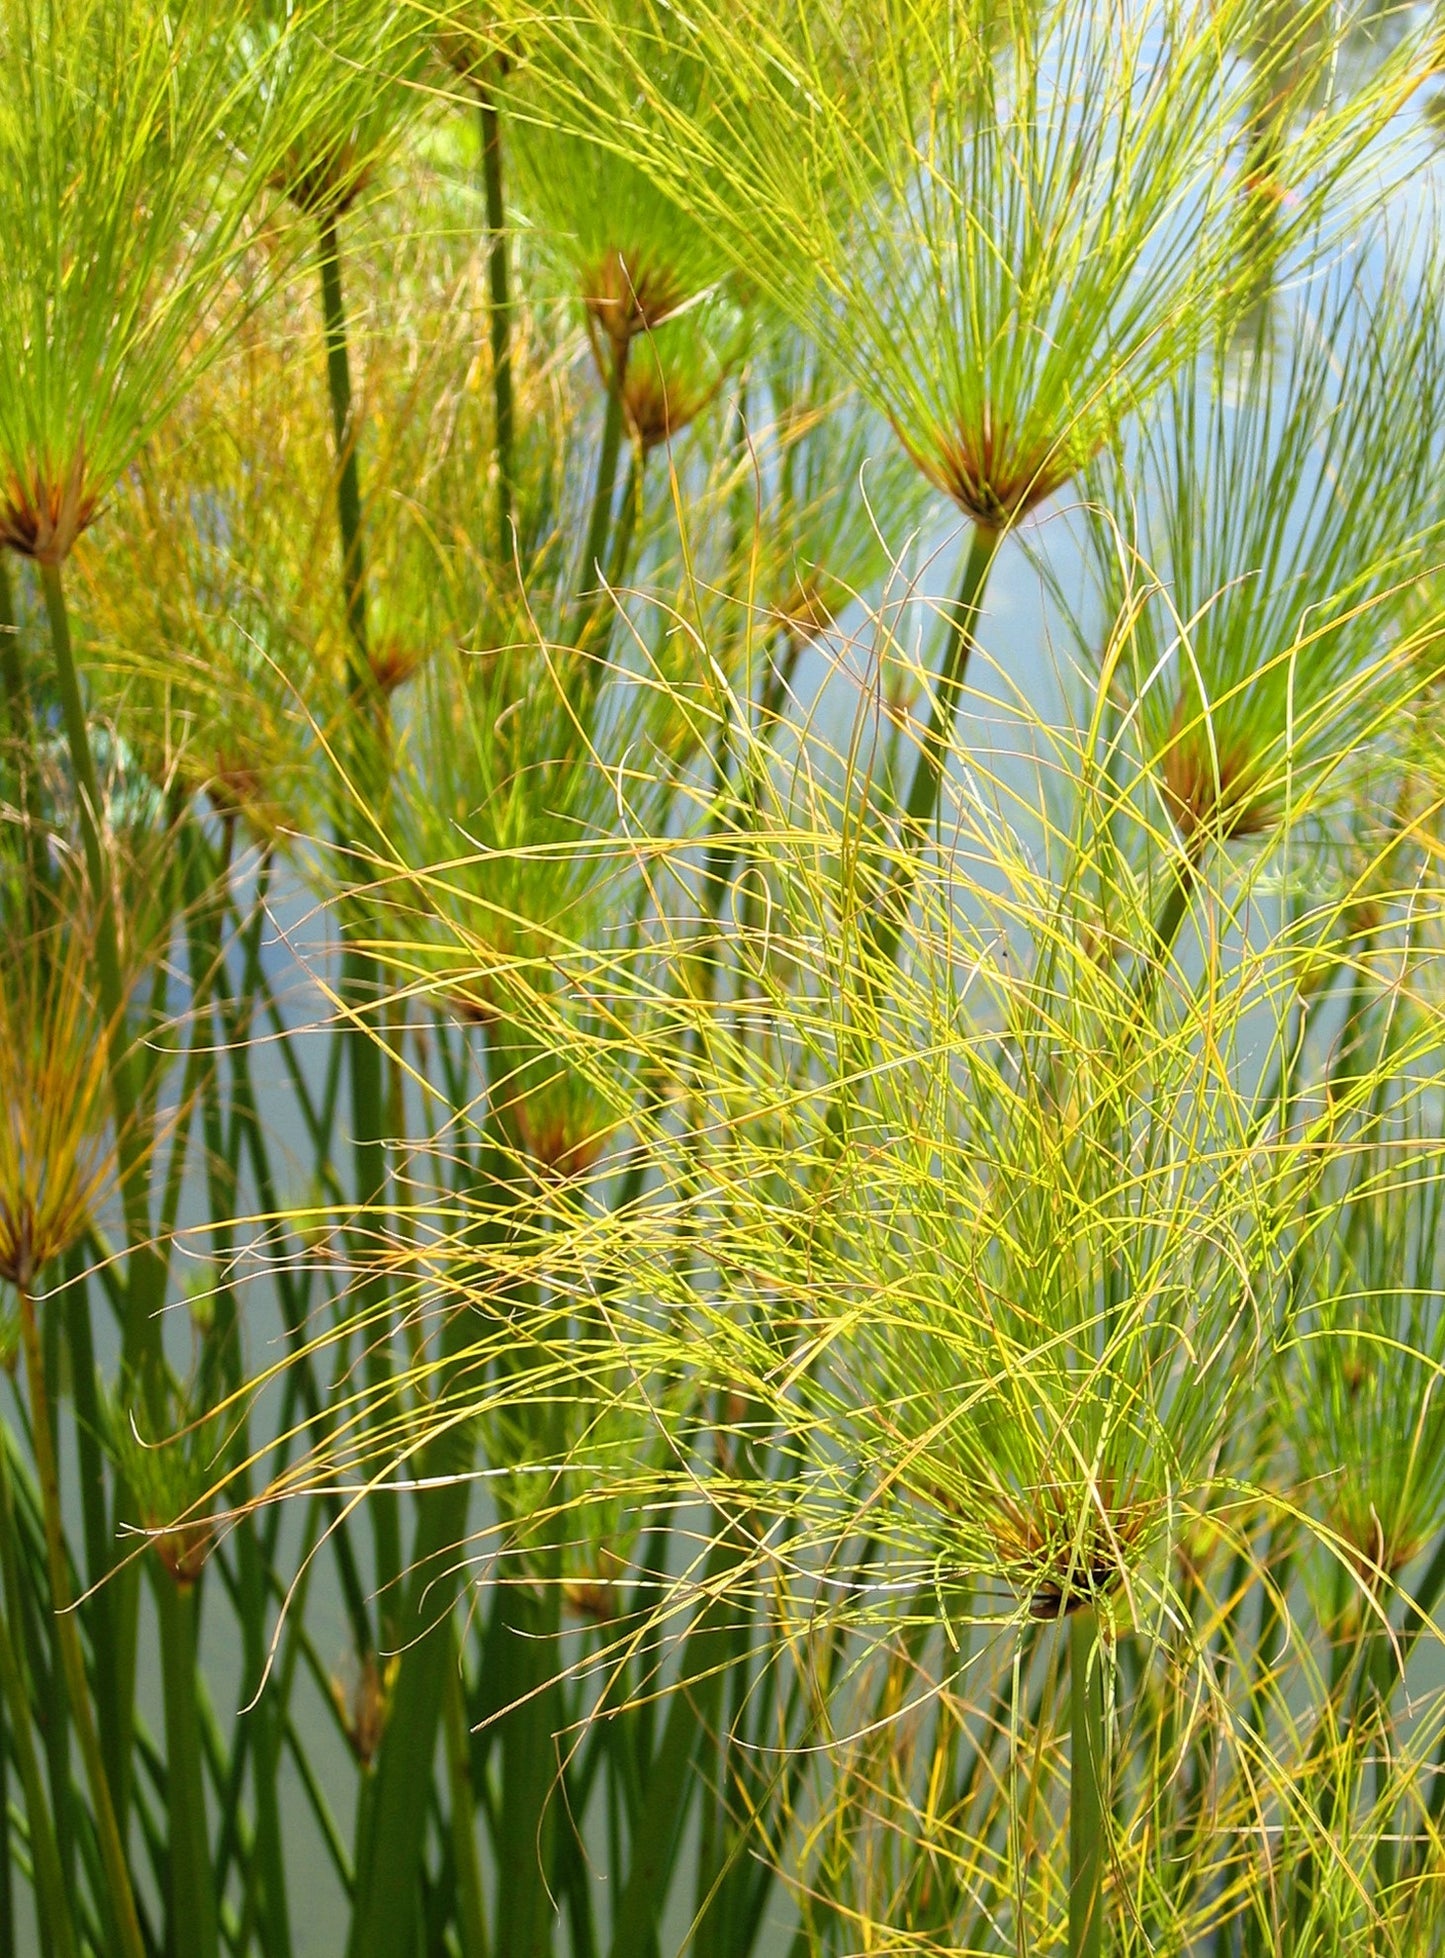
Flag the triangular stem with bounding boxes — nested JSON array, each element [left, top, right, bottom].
[[900, 520, 1001, 837], [1069, 1605, 1105, 1958]]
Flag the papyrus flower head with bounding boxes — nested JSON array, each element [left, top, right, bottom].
[[0, 908, 117, 1289], [0, 0, 308, 568]]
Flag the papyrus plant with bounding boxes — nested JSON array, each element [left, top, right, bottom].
[[504, 70, 747, 592], [5, 4, 1445, 1955], [1080, 243, 1445, 885], [0, 0, 277, 567], [1288, 1129, 1445, 1610], [490, 0, 1433, 837], [0, 856, 143, 1954], [240, 0, 431, 743], [0, 11, 416, 1954], [413, 471, 1445, 1950], [0, 0, 369, 1377], [0, 896, 116, 1300]]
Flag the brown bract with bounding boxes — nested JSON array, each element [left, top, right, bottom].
[[771, 570, 838, 649], [1341, 1505, 1419, 1592], [273, 135, 372, 220], [1161, 701, 1274, 846], [437, 24, 489, 86], [622, 358, 723, 453], [564, 1546, 628, 1622], [0, 447, 101, 565], [438, 4, 526, 90], [205, 758, 265, 817], [200, 750, 295, 843], [989, 1481, 1156, 1620], [513, 1097, 614, 1181], [330, 1651, 393, 1768], [149, 1508, 216, 1591], [582, 250, 688, 358], [899, 413, 1086, 530], [444, 982, 502, 1026], [438, 22, 513, 91], [369, 636, 428, 695]]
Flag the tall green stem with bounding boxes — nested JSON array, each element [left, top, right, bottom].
[[0, 1443, 76, 1958], [443, 1636, 489, 1958], [495, 1569, 561, 1958], [866, 526, 1000, 971], [0, 556, 23, 731], [345, 1441, 476, 1958], [479, 88, 515, 561], [579, 345, 629, 620], [16, 1284, 145, 1958], [607, 448, 643, 597], [154, 1573, 219, 1958], [1069, 1607, 1105, 1958], [347, 1147, 532, 1958], [61, 1260, 127, 1827], [566, 349, 635, 727], [340, 960, 400, 1645], [39, 561, 168, 1340], [318, 212, 371, 695], [605, 1523, 748, 1958], [1133, 856, 1198, 1007], [238, 1513, 293, 1958], [899, 522, 1000, 837], [344, 1268, 489, 1958], [316, 208, 401, 1640], [0, 557, 46, 912], [0, 1697, 10, 1958]]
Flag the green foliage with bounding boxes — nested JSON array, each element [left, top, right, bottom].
[[0, 0, 290, 563], [4, 2, 1445, 1956]]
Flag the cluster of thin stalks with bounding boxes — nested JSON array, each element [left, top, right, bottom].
[[4, 1, 1445, 1954]]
